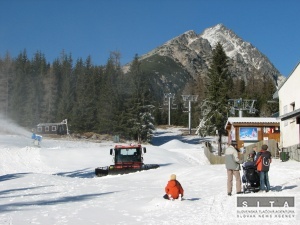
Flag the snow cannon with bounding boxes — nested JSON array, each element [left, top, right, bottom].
[[31, 133, 42, 147], [95, 144, 159, 177]]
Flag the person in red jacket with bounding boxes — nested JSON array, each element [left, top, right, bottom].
[[255, 144, 272, 192], [163, 174, 184, 200]]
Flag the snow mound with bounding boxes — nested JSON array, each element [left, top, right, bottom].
[[0, 146, 51, 174], [159, 139, 194, 150]]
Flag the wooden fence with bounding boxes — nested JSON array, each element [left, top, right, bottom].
[[203, 139, 279, 164]]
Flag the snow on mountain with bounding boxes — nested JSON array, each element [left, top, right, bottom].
[[124, 23, 284, 88], [200, 23, 271, 72], [199, 24, 285, 86], [201, 24, 251, 62]]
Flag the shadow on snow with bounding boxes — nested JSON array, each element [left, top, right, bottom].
[[54, 168, 95, 178], [157, 163, 173, 167], [272, 185, 298, 192], [151, 130, 210, 146], [184, 197, 201, 201], [0, 185, 55, 198], [0, 192, 115, 213], [0, 173, 29, 182]]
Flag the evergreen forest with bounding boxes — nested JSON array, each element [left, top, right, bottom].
[[0, 46, 278, 142]]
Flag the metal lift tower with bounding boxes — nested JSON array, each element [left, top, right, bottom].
[[163, 93, 175, 125], [228, 98, 257, 117], [182, 95, 198, 134]]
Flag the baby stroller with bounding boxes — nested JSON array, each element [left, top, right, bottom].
[[242, 161, 260, 193]]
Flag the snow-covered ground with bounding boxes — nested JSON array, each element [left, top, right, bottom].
[[0, 124, 299, 225]]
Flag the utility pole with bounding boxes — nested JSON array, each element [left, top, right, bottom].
[[182, 95, 198, 134], [163, 93, 175, 125], [228, 98, 257, 117]]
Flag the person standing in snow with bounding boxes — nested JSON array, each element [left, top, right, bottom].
[[255, 144, 272, 192], [163, 174, 184, 200], [225, 141, 243, 196]]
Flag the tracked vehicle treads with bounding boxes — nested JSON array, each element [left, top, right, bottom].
[[95, 144, 159, 177]]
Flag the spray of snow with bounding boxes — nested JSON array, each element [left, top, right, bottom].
[[0, 114, 32, 137]]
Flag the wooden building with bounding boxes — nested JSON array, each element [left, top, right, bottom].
[[225, 117, 280, 149], [36, 120, 68, 135]]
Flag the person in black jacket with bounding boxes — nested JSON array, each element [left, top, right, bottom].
[[255, 144, 272, 192]]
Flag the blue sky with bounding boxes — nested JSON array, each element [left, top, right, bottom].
[[0, 0, 299, 76]]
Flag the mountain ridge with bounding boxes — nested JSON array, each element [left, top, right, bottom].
[[123, 24, 284, 95]]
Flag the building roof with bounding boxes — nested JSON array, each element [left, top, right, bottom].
[[277, 62, 300, 92], [225, 117, 280, 129], [279, 108, 300, 121], [37, 123, 64, 126], [273, 62, 300, 99]]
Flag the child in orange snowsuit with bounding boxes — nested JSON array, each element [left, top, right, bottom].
[[163, 174, 184, 200]]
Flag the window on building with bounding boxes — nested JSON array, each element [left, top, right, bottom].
[[290, 102, 295, 111], [45, 126, 49, 132], [52, 126, 57, 131], [290, 102, 295, 123], [37, 127, 42, 133]]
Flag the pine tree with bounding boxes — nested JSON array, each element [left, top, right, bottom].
[[72, 56, 98, 132], [72, 58, 86, 132], [256, 74, 278, 117], [54, 52, 74, 123], [123, 54, 156, 143], [0, 53, 13, 116], [10, 50, 32, 126], [96, 52, 122, 134], [30, 51, 49, 126], [203, 43, 231, 155], [42, 66, 58, 123]]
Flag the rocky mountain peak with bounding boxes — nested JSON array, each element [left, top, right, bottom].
[[124, 24, 284, 90], [201, 24, 268, 72]]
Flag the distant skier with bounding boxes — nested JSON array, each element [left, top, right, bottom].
[[163, 174, 184, 200]]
